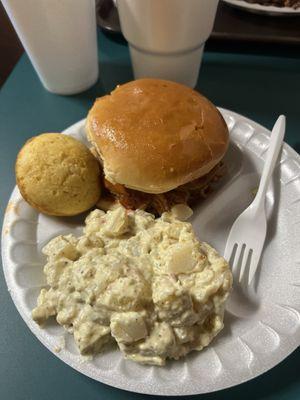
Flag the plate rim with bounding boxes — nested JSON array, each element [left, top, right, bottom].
[[1, 108, 300, 396], [222, 0, 300, 15]]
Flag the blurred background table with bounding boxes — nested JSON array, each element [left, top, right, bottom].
[[1, 1, 300, 87], [212, 1, 300, 47], [0, 3, 299, 400]]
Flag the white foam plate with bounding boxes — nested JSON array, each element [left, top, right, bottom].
[[2, 109, 300, 396], [222, 0, 300, 15]]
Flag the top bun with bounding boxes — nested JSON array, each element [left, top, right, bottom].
[[86, 79, 229, 194]]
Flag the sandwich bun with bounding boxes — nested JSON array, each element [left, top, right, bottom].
[[87, 78, 229, 194]]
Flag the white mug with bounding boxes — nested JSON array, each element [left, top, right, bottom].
[[2, 0, 99, 95], [117, 0, 219, 88]]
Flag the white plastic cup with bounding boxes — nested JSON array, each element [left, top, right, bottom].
[[2, 0, 99, 95], [117, 0, 219, 88]]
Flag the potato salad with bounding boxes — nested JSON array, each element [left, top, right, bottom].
[[32, 206, 232, 366]]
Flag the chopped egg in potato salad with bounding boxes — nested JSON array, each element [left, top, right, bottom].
[[32, 206, 232, 365]]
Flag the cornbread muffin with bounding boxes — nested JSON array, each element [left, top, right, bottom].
[[16, 133, 101, 216]]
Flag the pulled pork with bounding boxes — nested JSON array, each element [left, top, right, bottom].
[[102, 162, 226, 215]]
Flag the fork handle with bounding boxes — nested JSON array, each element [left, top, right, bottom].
[[252, 115, 286, 211]]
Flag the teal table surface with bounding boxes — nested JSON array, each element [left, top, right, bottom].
[[0, 30, 299, 400]]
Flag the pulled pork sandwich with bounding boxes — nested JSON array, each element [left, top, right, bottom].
[[86, 79, 229, 214]]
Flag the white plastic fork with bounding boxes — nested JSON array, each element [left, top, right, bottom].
[[224, 115, 286, 285]]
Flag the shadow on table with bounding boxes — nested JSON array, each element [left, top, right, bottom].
[[79, 62, 133, 98], [195, 52, 300, 150], [293, 142, 300, 155], [78, 347, 300, 399], [58, 61, 133, 111]]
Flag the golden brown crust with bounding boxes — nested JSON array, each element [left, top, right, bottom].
[[15, 133, 101, 216], [86, 78, 229, 194]]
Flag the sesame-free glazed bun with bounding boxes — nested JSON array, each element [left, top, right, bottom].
[[87, 79, 229, 194], [16, 133, 101, 216]]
